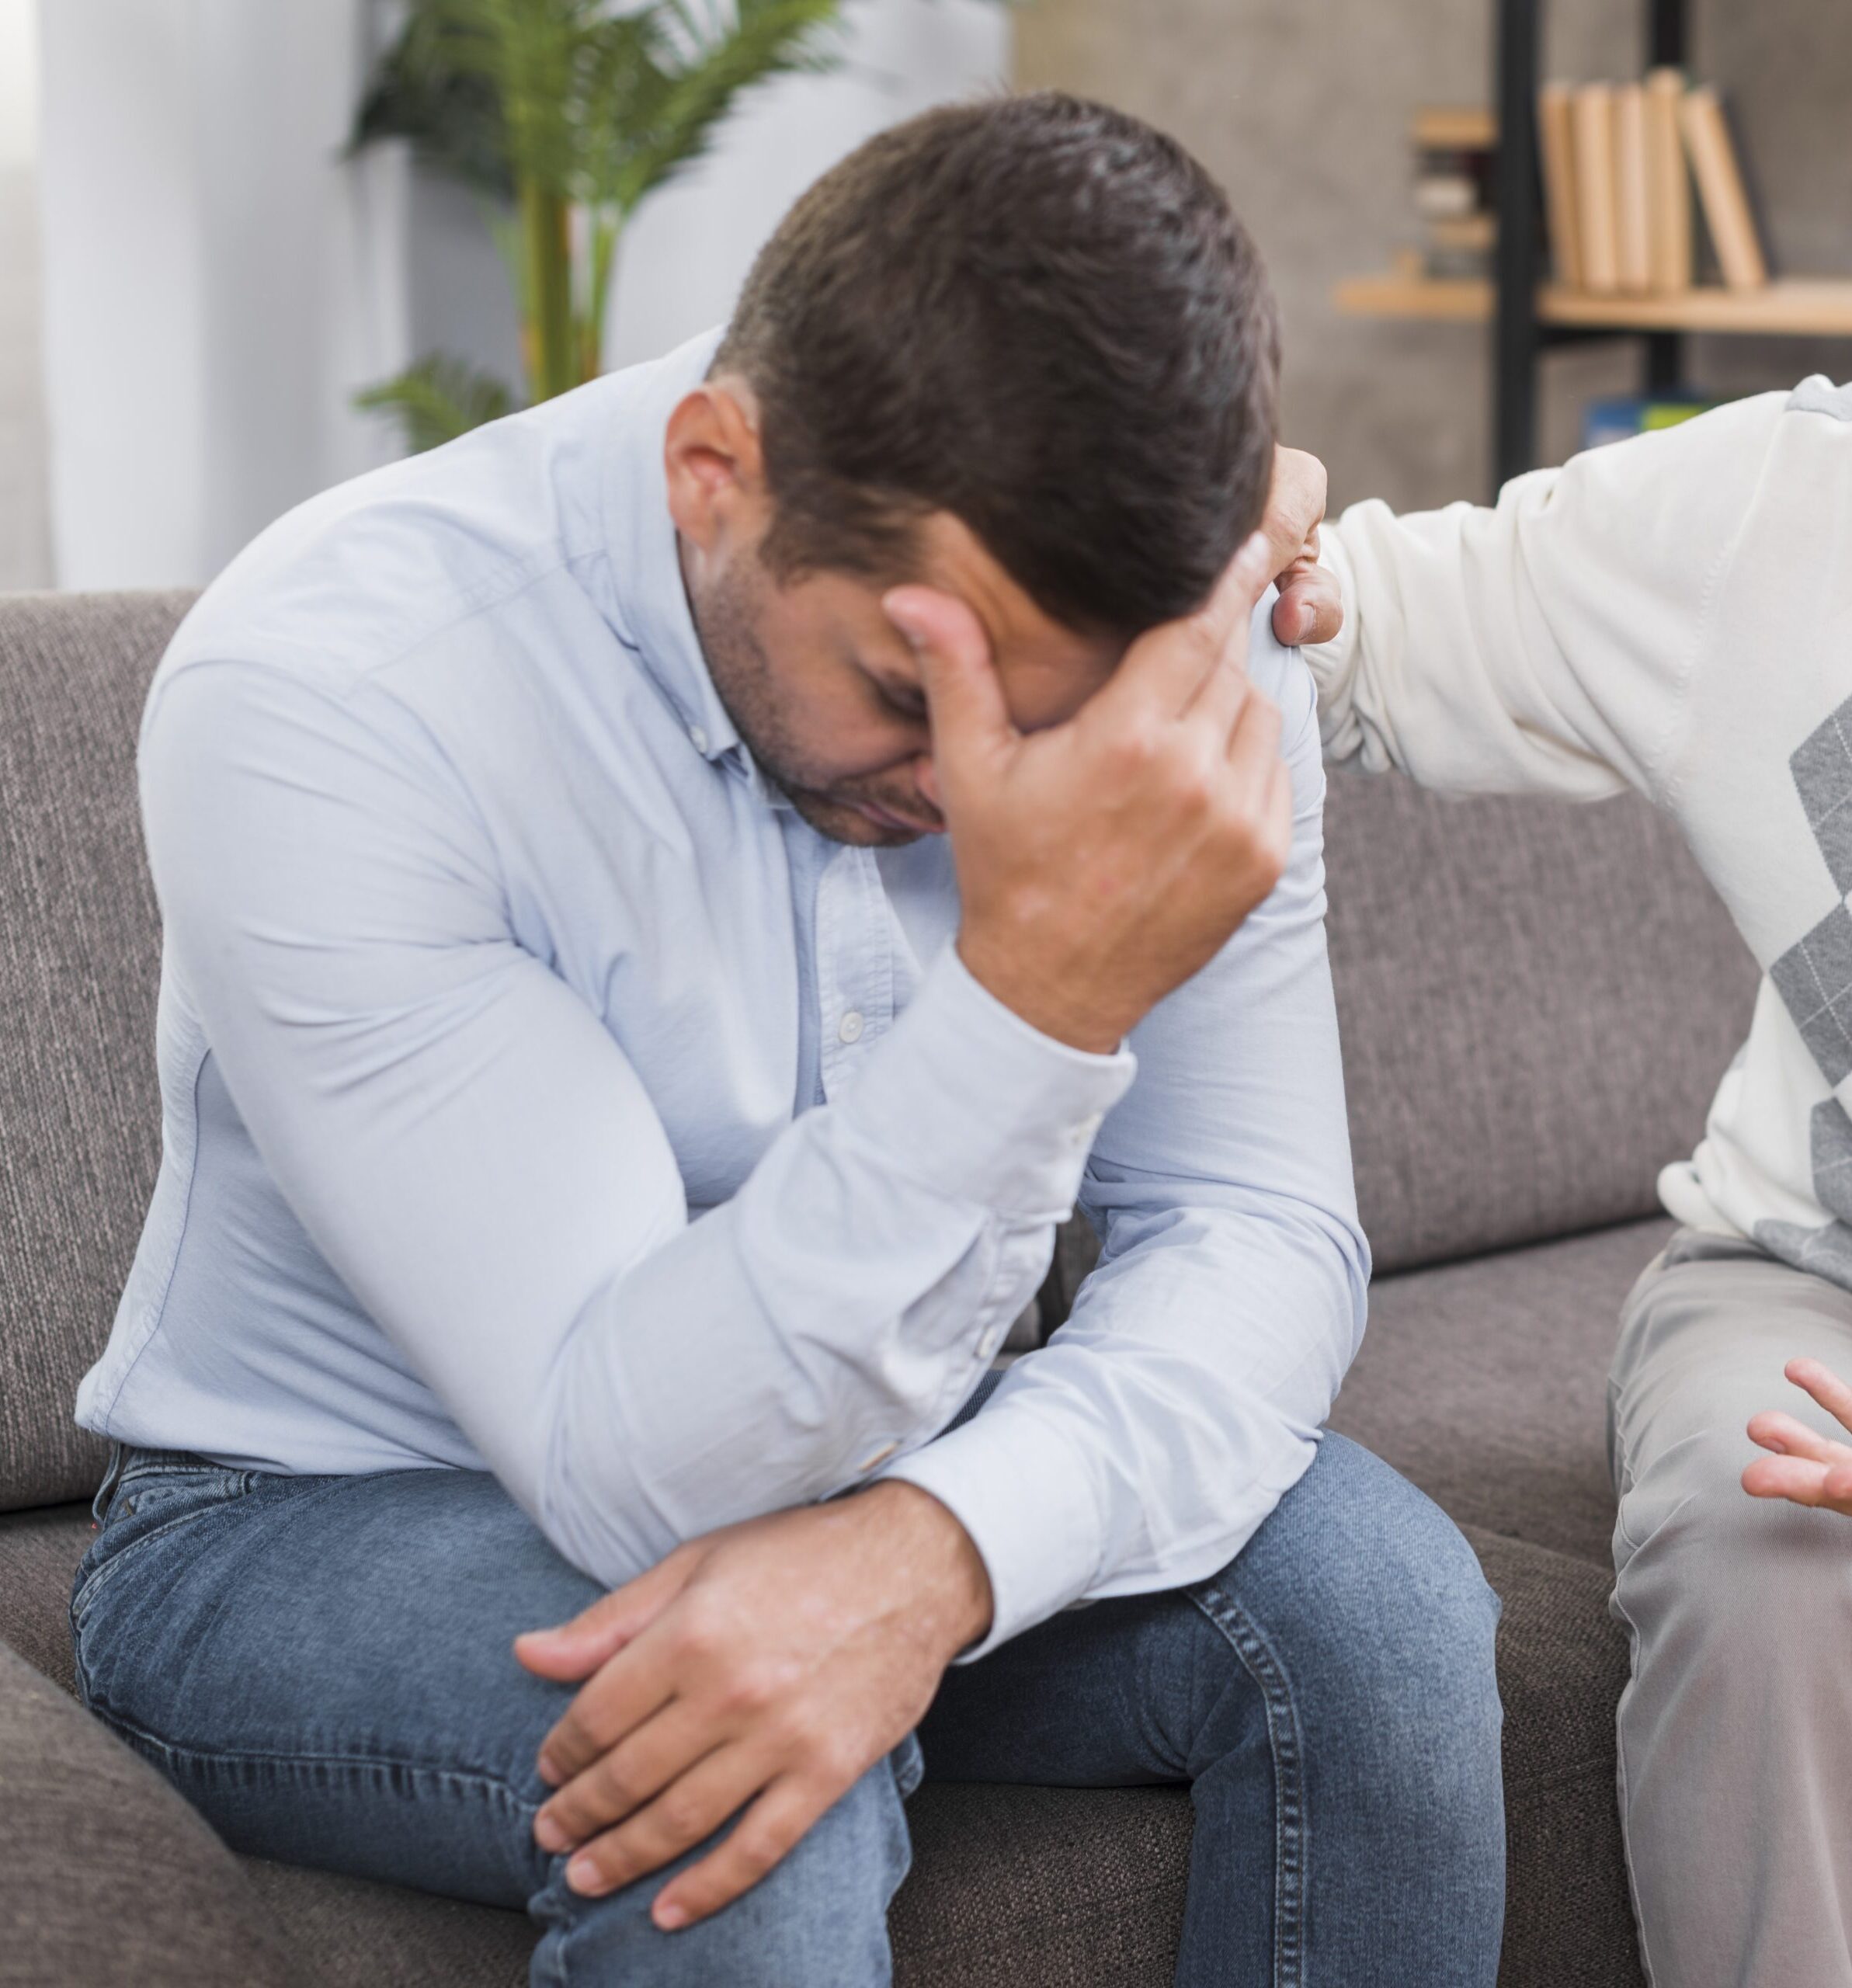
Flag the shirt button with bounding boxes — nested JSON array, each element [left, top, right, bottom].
[[838, 1010, 864, 1044], [857, 1440, 899, 1473], [978, 1326, 1001, 1359], [689, 724, 709, 754]]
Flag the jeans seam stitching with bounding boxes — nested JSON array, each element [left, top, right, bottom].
[[84, 1697, 543, 1817], [1187, 1578, 1307, 1988]]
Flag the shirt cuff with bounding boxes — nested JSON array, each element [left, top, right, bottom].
[[881, 1397, 1106, 1656], [839, 944, 1135, 1221]]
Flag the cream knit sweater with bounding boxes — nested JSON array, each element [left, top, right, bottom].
[[1309, 377, 1852, 1281]]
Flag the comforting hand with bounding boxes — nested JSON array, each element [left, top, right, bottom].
[[1743, 1357, 1852, 1511], [513, 1482, 990, 1931], [1262, 445, 1342, 649], [886, 527, 1292, 1055]]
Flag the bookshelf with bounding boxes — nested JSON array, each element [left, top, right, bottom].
[[1338, 0, 1852, 485]]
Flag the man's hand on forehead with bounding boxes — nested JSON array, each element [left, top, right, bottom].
[[886, 525, 1293, 1057]]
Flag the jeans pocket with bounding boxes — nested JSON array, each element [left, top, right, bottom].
[[71, 1464, 255, 1638]]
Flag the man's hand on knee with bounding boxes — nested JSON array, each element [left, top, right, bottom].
[[1743, 1356, 1852, 1512], [513, 1482, 991, 1930]]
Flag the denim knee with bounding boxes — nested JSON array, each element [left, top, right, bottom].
[[528, 1744, 915, 1988], [1189, 1436, 1503, 1790]]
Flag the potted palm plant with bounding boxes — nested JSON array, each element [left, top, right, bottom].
[[350, 0, 846, 450]]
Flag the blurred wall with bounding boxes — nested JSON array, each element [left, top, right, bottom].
[[0, 0, 50, 589], [609, 0, 1009, 367], [36, 0, 1009, 591], [37, 1, 407, 591], [1016, 0, 1852, 513]]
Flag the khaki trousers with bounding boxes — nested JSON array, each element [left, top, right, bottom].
[[1608, 1229, 1852, 1988]]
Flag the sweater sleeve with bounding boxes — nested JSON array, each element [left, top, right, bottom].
[[1306, 391, 1787, 803]]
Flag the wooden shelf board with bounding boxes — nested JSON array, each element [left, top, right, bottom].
[[1335, 273, 1852, 336], [1413, 105, 1497, 151], [1333, 274, 1496, 322]]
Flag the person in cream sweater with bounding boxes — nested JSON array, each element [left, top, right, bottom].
[[1263, 375, 1852, 1988]]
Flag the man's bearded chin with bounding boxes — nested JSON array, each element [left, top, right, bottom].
[[685, 551, 931, 848]]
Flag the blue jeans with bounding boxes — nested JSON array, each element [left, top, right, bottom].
[[71, 1429, 1504, 1986]]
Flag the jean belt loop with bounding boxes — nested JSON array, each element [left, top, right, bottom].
[[90, 1442, 127, 1529]]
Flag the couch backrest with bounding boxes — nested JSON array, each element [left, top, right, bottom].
[[1323, 763, 1758, 1275], [0, 593, 1762, 1509], [2, 593, 191, 1510]]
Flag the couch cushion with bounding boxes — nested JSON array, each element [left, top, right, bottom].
[[0, 1637, 293, 1988], [892, 1782, 1190, 1986], [241, 1783, 1194, 1988], [0, 590, 195, 1511], [242, 1858, 534, 1988], [1328, 1215, 1673, 1567], [2, 1510, 1641, 1988], [1466, 1525, 1642, 1988], [0, 1501, 92, 1693], [1323, 766, 1756, 1275]]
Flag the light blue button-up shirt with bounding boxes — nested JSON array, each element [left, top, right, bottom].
[[76, 331, 1369, 1654]]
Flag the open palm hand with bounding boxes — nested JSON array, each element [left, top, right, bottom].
[[1743, 1357, 1852, 1513]]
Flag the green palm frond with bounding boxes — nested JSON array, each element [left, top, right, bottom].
[[349, 7, 513, 197], [349, 0, 860, 419], [586, 0, 844, 217], [357, 0, 846, 217], [354, 353, 516, 453]]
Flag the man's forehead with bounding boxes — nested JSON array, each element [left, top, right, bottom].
[[912, 511, 1122, 688]]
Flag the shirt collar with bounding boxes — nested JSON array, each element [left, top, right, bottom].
[[596, 326, 745, 771]]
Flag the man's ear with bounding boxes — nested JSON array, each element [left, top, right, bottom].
[[664, 380, 766, 554]]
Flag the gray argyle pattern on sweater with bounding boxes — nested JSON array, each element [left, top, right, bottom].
[[1786, 376, 1852, 422], [1759, 477, 1852, 1272]]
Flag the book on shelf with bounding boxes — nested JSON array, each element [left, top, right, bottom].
[[1571, 83, 1619, 294], [1645, 68, 1692, 294], [1680, 85, 1767, 290], [1538, 83, 1581, 287], [1614, 83, 1652, 294], [1538, 70, 1762, 300], [1413, 174, 1480, 221], [1411, 106, 1497, 280]]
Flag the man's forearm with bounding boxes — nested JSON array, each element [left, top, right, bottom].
[[533, 945, 1132, 1594]]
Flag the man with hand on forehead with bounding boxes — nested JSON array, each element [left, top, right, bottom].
[[70, 93, 1505, 1987]]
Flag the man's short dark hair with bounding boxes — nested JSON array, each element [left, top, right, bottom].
[[714, 91, 1280, 641]]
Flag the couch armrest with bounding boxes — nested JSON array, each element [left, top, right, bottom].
[[0, 1637, 291, 1987]]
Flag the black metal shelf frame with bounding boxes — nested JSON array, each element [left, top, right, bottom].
[[1491, 0, 1688, 484]]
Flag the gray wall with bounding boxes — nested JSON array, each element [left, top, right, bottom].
[[0, 164, 50, 591], [1016, 0, 1852, 513]]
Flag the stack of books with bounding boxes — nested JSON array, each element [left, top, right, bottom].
[[1538, 71, 1767, 295], [1413, 106, 1497, 280]]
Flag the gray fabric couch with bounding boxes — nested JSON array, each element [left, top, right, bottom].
[[0, 590, 1758, 1986]]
